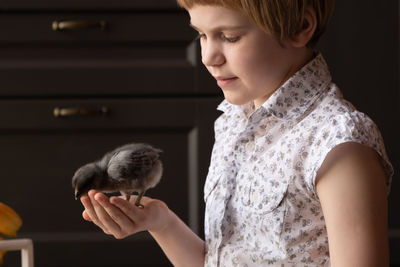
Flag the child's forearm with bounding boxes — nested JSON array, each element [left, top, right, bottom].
[[149, 209, 205, 267]]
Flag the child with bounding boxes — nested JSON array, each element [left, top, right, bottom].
[[80, 0, 394, 266]]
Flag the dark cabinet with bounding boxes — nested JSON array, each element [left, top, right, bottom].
[[0, 1, 222, 266], [0, 98, 220, 266], [0, 10, 198, 96], [3, 0, 397, 266]]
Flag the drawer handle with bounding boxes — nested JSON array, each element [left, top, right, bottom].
[[53, 107, 109, 117], [52, 20, 107, 31]]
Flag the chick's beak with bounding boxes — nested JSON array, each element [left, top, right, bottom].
[[74, 188, 79, 200]]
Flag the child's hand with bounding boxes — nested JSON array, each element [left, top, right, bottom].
[[80, 190, 171, 239]]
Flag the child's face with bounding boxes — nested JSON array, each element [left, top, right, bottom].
[[189, 5, 307, 108]]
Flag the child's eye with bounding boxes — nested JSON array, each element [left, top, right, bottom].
[[194, 33, 206, 41], [221, 34, 240, 43]]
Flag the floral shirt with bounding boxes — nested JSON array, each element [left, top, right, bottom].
[[203, 53, 393, 266]]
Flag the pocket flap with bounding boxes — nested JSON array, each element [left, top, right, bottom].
[[248, 175, 289, 214]]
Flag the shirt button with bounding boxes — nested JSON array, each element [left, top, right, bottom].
[[246, 142, 255, 152]]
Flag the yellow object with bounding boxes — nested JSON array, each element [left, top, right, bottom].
[[0, 236, 6, 264], [0, 202, 22, 264], [0, 202, 22, 237]]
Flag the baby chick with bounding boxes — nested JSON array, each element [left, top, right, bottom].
[[72, 143, 163, 207]]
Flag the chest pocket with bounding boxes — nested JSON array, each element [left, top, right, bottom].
[[233, 171, 290, 250], [239, 172, 289, 214]]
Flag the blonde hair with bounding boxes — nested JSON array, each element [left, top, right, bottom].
[[176, 0, 335, 47]]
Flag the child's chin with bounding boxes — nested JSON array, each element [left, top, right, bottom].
[[224, 95, 251, 106]]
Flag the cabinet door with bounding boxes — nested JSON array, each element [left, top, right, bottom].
[[0, 97, 221, 267], [0, 11, 202, 96]]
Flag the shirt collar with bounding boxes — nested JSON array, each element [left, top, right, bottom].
[[217, 53, 332, 121]]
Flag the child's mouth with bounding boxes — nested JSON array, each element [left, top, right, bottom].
[[215, 76, 238, 87]]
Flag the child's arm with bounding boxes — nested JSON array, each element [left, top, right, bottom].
[[316, 142, 389, 267], [81, 190, 205, 267]]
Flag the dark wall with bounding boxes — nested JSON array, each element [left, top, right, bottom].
[[317, 1, 399, 264]]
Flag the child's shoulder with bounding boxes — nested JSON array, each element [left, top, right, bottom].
[[311, 84, 379, 139], [305, 84, 393, 189]]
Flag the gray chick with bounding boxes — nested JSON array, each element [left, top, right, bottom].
[[72, 143, 163, 207]]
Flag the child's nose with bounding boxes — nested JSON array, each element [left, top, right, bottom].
[[201, 41, 225, 67]]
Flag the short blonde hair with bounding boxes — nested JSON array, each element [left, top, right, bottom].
[[176, 0, 335, 47]]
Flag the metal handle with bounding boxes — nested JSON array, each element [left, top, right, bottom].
[[53, 107, 109, 118], [52, 20, 107, 31]]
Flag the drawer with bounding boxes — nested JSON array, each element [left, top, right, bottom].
[[0, 98, 200, 129], [0, 11, 217, 96], [0, 56, 197, 96], [0, 0, 180, 10], [0, 12, 192, 43]]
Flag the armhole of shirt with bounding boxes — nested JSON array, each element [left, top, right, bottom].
[[309, 139, 393, 199]]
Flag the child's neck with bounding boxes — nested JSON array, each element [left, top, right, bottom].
[[253, 48, 315, 109]]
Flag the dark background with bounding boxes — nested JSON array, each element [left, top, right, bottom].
[[317, 1, 400, 265], [0, 0, 398, 266]]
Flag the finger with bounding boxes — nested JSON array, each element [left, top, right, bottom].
[[91, 191, 123, 234], [137, 196, 153, 206], [81, 194, 100, 223], [87, 190, 118, 234], [116, 195, 151, 205], [82, 210, 92, 221], [110, 196, 145, 223], [81, 192, 109, 232], [95, 194, 137, 234]]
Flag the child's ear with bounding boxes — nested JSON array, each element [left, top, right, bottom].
[[290, 6, 317, 48]]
